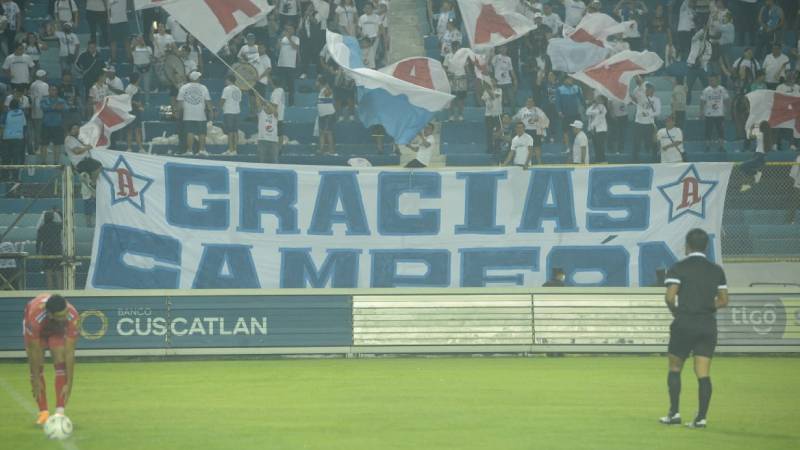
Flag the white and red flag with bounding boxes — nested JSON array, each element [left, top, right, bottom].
[[569, 50, 663, 102], [564, 13, 636, 48], [458, 0, 536, 49], [79, 95, 136, 148], [449, 48, 491, 81], [745, 90, 800, 138], [134, 0, 274, 53]]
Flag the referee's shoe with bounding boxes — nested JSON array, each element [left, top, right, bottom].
[[686, 418, 707, 428], [658, 413, 681, 425]]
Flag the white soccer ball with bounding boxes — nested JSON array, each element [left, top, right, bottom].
[[43, 414, 73, 440]]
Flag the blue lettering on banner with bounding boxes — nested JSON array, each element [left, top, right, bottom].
[[193, 244, 261, 289], [308, 172, 370, 235], [237, 167, 300, 234], [378, 172, 441, 235], [280, 248, 361, 288], [370, 249, 450, 287], [455, 171, 507, 235], [517, 169, 578, 233], [165, 163, 230, 230], [87, 152, 735, 288], [587, 166, 652, 231], [460, 247, 540, 287], [92, 224, 181, 289]]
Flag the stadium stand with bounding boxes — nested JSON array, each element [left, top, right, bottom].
[[0, 0, 799, 289]]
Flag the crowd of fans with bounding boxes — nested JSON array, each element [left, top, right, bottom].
[[0, 0, 799, 175]]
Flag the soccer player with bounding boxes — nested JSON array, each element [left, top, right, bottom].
[[23, 293, 79, 425], [660, 229, 729, 428]]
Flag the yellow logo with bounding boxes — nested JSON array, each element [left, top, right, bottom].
[[782, 297, 800, 340], [79, 310, 108, 340]]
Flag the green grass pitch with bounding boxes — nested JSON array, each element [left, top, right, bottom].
[[0, 356, 798, 450]]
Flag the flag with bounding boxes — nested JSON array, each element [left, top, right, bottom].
[[326, 31, 454, 144], [547, 39, 610, 73], [449, 48, 491, 81], [564, 13, 636, 48], [458, 0, 537, 49], [569, 50, 663, 102], [745, 90, 800, 138], [135, 0, 274, 53], [79, 95, 136, 148]]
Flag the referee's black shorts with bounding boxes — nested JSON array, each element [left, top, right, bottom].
[[667, 318, 717, 359]]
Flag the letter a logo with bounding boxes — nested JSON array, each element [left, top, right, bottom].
[[204, 0, 262, 33], [393, 58, 434, 89], [117, 168, 139, 198], [474, 4, 516, 44], [677, 177, 699, 209]]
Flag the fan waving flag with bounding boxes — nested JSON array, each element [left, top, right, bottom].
[[745, 90, 800, 138], [135, 0, 274, 53], [458, 0, 536, 49], [79, 95, 136, 148], [570, 51, 663, 103], [326, 31, 454, 144]]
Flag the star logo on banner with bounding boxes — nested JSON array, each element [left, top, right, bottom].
[[657, 165, 718, 223], [100, 155, 154, 213]]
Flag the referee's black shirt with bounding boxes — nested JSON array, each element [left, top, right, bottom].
[[664, 252, 727, 320]]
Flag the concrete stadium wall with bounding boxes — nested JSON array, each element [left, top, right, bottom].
[[1, 288, 798, 357]]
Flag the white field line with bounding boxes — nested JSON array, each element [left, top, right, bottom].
[[0, 376, 80, 450]]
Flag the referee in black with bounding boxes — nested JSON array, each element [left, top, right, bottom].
[[659, 228, 729, 428]]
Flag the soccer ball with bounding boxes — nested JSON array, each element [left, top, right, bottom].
[[43, 415, 73, 440]]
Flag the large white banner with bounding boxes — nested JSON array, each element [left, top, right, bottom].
[[86, 151, 733, 289]]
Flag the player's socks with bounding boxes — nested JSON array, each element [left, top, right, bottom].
[[32, 370, 48, 412], [697, 377, 712, 421], [55, 407, 65, 416], [54, 363, 67, 409], [667, 371, 681, 416]]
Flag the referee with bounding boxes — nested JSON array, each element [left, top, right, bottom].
[[659, 229, 729, 428]]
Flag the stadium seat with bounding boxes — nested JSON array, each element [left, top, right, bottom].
[[441, 122, 486, 144]]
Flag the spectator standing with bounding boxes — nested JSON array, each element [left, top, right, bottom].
[[562, 0, 587, 28], [54, 22, 79, 76], [316, 76, 336, 155], [278, 0, 300, 30], [615, 0, 648, 51], [176, 72, 213, 156], [492, 46, 517, 108], [166, 13, 188, 47], [276, 25, 300, 106], [0, 99, 25, 182], [569, 120, 589, 164], [270, 77, 287, 150], [556, 76, 583, 148], [107, 0, 130, 63], [39, 86, 67, 164], [0, 0, 21, 55], [256, 94, 280, 163], [406, 123, 436, 168], [58, 72, 80, 126], [734, 0, 759, 46], [632, 78, 660, 162], [443, 41, 466, 120], [131, 35, 154, 101], [298, 4, 324, 79], [700, 75, 728, 151], [757, 0, 784, 59], [336, 0, 358, 36], [481, 79, 503, 154], [585, 95, 608, 163], [85, 0, 109, 48], [541, 3, 563, 36], [763, 44, 790, 90], [87, 71, 109, 117], [23, 33, 48, 70], [75, 41, 105, 105], [740, 121, 771, 192], [125, 72, 145, 153], [29, 70, 49, 155], [333, 65, 355, 121], [513, 97, 549, 165], [671, 76, 688, 130], [656, 115, 685, 163], [220, 75, 242, 156], [686, 27, 712, 105], [504, 122, 534, 168], [608, 97, 628, 155], [433, 0, 456, 40], [537, 71, 560, 142], [2, 44, 34, 92], [53, 0, 78, 30], [37, 211, 63, 290], [104, 66, 124, 95], [731, 48, 761, 94], [676, 0, 696, 59], [647, 3, 670, 59], [440, 18, 462, 57], [238, 33, 260, 65]]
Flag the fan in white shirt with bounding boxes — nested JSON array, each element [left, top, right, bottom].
[[562, 0, 586, 27], [2, 46, 35, 85], [569, 120, 590, 164], [238, 34, 260, 64], [656, 116, 684, 163], [358, 4, 381, 40], [512, 98, 549, 164], [504, 122, 535, 167], [763, 45, 790, 86]]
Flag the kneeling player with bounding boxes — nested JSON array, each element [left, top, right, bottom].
[[23, 293, 79, 425], [660, 229, 728, 428]]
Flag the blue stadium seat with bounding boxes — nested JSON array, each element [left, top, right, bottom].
[[284, 107, 317, 123], [441, 122, 486, 144], [441, 143, 487, 155]]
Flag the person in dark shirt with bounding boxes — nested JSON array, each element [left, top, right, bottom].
[[37, 211, 63, 289], [659, 228, 729, 429], [542, 268, 566, 287]]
